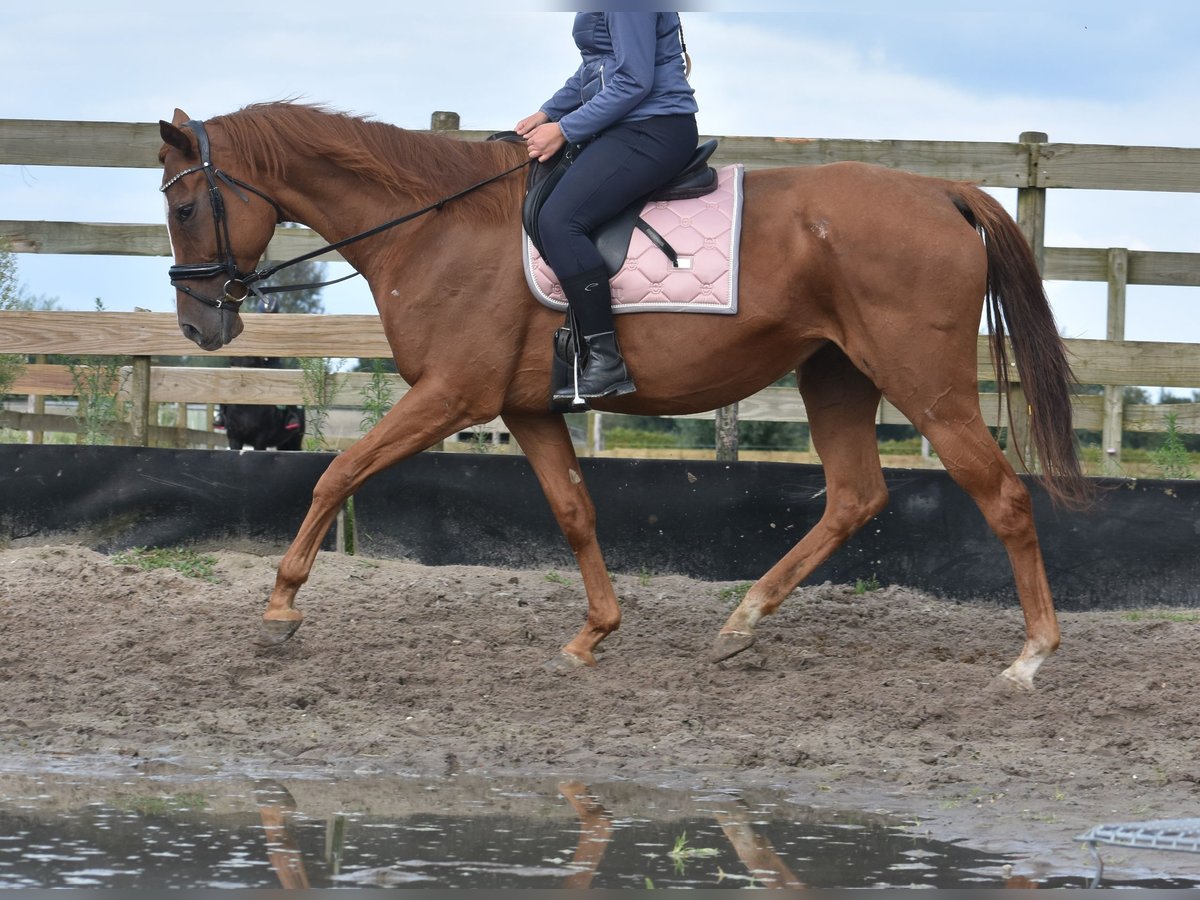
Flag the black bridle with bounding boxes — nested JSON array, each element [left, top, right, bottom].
[[160, 119, 288, 311], [161, 118, 531, 312]]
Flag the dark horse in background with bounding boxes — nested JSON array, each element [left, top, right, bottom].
[[158, 102, 1089, 690], [219, 356, 305, 451]]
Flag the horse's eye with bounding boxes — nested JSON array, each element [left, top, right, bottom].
[[176, 203, 196, 223]]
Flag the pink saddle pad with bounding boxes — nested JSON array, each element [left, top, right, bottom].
[[524, 164, 744, 315]]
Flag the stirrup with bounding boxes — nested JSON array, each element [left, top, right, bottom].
[[567, 349, 588, 409]]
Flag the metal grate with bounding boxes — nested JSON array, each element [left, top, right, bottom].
[[1078, 819, 1200, 854], [1076, 818, 1200, 887]]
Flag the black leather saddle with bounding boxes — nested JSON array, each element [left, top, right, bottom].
[[489, 133, 720, 276]]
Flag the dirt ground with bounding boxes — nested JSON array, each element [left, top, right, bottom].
[[2, 543, 1198, 884]]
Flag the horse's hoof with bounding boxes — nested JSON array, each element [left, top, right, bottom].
[[988, 671, 1034, 694], [543, 651, 593, 674], [256, 618, 302, 647], [710, 631, 756, 663]]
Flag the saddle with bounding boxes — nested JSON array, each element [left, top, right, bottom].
[[488, 132, 721, 412], [489, 132, 720, 275]]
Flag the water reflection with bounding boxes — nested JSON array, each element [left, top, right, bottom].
[[0, 766, 1193, 890]]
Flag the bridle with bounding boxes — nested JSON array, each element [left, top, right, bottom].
[[160, 119, 287, 311], [160, 118, 530, 313]]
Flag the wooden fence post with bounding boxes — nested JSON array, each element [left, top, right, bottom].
[[430, 111, 461, 132], [1102, 247, 1129, 474], [588, 410, 603, 456], [174, 402, 188, 448], [715, 403, 739, 461], [30, 353, 46, 444], [1007, 130, 1049, 473], [129, 355, 152, 447]]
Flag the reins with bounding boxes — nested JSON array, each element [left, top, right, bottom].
[[162, 118, 531, 312]]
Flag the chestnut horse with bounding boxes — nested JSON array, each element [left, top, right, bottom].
[[158, 102, 1087, 689]]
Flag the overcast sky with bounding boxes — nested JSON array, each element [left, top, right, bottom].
[[2, 2, 1198, 351]]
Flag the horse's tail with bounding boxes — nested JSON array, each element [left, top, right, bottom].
[[952, 184, 1091, 508]]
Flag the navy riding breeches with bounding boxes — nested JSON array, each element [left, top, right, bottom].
[[536, 114, 698, 280]]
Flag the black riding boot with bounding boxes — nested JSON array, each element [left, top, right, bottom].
[[553, 267, 636, 406], [553, 330, 637, 406]]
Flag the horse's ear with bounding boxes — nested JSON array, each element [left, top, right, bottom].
[[159, 119, 196, 159]]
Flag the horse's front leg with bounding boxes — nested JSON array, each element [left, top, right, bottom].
[[257, 386, 480, 646], [502, 412, 621, 667]]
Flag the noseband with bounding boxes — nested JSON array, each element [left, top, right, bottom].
[[160, 119, 288, 311], [161, 118, 532, 313]]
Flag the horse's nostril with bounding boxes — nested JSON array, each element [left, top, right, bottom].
[[180, 323, 201, 344]]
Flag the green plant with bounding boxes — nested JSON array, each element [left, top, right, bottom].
[[603, 426, 679, 449], [854, 574, 881, 595], [358, 359, 394, 432], [67, 301, 130, 445], [715, 585, 753, 607], [112, 547, 218, 582], [341, 494, 357, 556], [715, 582, 753, 606], [0, 240, 26, 396], [544, 571, 571, 585], [121, 792, 208, 815], [463, 425, 499, 453], [299, 356, 345, 450], [667, 831, 718, 873], [716, 867, 760, 887], [1151, 411, 1194, 479], [1123, 609, 1200, 623], [876, 438, 926, 456], [68, 358, 130, 445]]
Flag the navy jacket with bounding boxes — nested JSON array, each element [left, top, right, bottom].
[[540, 12, 698, 144]]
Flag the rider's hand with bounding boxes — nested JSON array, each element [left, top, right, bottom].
[[523, 122, 566, 163], [514, 110, 550, 136]]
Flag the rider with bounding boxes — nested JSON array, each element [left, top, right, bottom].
[[516, 12, 698, 407]]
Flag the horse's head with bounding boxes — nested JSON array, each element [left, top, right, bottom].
[[158, 109, 282, 351]]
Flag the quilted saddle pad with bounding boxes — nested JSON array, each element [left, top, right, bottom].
[[524, 164, 745, 315]]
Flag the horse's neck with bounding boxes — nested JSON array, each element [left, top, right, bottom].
[[273, 165, 403, 272], [272, 136, 510, 276]]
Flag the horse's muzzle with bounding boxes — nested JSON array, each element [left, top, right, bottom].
[[180, 311, 243, 351], [181, 322, 225, 351]]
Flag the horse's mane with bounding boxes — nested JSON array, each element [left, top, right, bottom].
[[209, 101, 525, 225]]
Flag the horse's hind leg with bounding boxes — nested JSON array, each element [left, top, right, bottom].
[[902, 400, 1059, 690], [714, 346, 888, 660], [502, 411, 621, 667]]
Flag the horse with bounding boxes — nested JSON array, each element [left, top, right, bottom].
[[157, 101, 1088, 690], [219, 356, 305, 451]]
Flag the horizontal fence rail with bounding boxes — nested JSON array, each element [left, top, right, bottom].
[[7, 311, 1200, 390], [2, 117, 1200, 467], [0, 311, 1194, 451], [4, 119, 1200, 191]]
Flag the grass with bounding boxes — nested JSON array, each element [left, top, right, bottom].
[[853, 575, 882, 595], [1150, 412, 1195, 479], [715, 582, 753, 606], [668, 831, 719, 873], [120, 792, 208, 815], [112, 547, 218, 582], [1122, 609, 1200, 623]]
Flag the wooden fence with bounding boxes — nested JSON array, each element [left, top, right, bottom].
[[2, 116, 1200, 468]]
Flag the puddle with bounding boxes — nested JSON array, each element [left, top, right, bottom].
[[0, 763, 1195, 890]]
